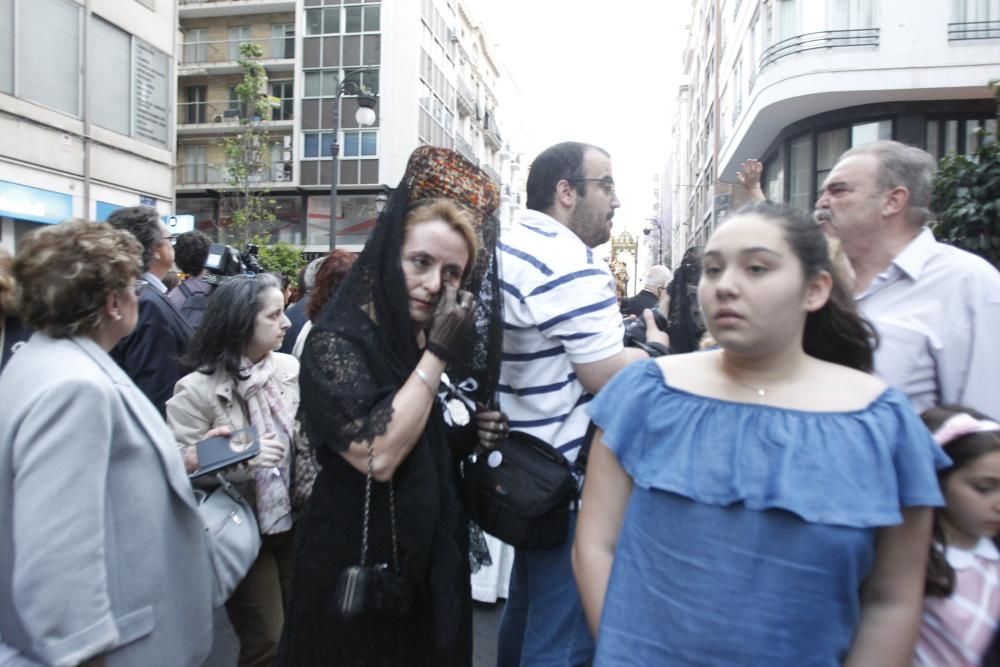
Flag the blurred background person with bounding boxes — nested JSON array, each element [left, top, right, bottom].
[[664, 245, 706, 354], [0, 248, 32, 374], [575, 203, 946, 665], [291, 250, 357, 358], [108, 206, 193, 416], [167, 273, 297, 667], [168, 229, 213, 329], [278, 256, 324, 355], [0, 220, 215, 666], [621, 264, 672, 319], [279, 146, 507, 666]]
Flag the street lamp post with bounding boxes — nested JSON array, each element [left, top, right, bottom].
[[642, 219, 663, 266], [329, 67, 378, 250]]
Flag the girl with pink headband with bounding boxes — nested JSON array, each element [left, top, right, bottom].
[[916, 405, 1000, 667]]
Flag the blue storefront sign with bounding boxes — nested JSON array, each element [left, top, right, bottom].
[[96, 201, 123, 222], [0, 181, 73, 225]]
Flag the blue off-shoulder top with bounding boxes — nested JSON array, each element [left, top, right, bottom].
[[586, 360, 949, 667]]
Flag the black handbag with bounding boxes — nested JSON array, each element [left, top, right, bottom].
[[333, 439, 412, 619], [461, 430, 582, 550]]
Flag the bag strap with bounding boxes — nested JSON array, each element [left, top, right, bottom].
[[179, 280, 194, 299], [360, 440, 400, 571]]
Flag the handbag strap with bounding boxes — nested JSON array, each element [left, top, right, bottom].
[[359, 440, 400, 571]]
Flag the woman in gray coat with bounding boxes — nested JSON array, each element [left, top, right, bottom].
[[0, 220, 217, 667]]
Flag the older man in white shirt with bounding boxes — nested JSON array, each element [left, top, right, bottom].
[[815, 140, 1000, 416]]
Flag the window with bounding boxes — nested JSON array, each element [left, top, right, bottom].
[[303, 70, 338, 97], [775, 0, 799, 42], [816, 127, 850, 190], [830, 0, 876, 30], [789, 134, 813, 212], [182, 145, 208, 184], [228, 26, 251, 61], [185, 85, 207, 124], [0, 0, 12, 93], [764, 153, 784, 202], [270, 81, 293, 121], [305, 7, 340, 35], [303, 132, 334, 158], [343, 130, 377, 157], [851, 119, 891, 145], [926, 116, 997, 158], [19, 0, 81, 115], [952, 0, 1000, 22], [91, 18, 131, 135], [271, 23, 294, 59], [184, 28, 208, 64]]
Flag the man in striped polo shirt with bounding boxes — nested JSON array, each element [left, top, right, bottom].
[[496, 141, 669, 666]]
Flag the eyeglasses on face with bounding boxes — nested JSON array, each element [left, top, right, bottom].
[[132, 279, 149, 297], [571, 177, 616, 197]]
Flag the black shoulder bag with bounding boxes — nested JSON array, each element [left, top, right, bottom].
[[461, 428, 591, 551]]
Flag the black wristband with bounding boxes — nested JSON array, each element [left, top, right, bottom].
[[425, 340, 452, 363], [639, 341, 670, 358]]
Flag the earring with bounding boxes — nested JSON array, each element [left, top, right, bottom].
[[113, 314, 122, 321]]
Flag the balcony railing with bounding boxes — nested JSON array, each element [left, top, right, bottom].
[[453, 134, 477, 164], [948, 20, 1000, 40], [180, 37, 294, 66], [759, 28, 879, 70], [177, 100, 293, 125], [481, 163, 501, 184], [177, 161, 293, 186], [456, 80, 475, 116]]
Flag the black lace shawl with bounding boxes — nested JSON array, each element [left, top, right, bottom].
[[298, 179, 502, 650], [666, 245, 706, 354]]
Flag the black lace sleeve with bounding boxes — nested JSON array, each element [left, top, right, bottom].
[[298, 325, 397, 453]]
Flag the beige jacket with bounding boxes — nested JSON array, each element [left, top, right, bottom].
[[166, 353, 302, 502]]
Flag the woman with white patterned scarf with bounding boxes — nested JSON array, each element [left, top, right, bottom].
[[167, 272, 303, 667]]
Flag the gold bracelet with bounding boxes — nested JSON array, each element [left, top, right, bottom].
[[413, 367, 437, 396]]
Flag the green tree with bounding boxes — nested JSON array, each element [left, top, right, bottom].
[[254, 237, 306, 288], [930, 81, 1000, 269], [220, 42, 278, 248]]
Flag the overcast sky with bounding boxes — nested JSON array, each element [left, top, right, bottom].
[[477, 0, 691, 251]]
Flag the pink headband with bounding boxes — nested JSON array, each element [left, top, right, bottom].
[[932, 413, 1000, 447]]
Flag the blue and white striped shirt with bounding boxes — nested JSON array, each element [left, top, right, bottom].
[[498, 210, 625, 463]]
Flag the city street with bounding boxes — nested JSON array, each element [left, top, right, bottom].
[[203, 601, 505, 666]]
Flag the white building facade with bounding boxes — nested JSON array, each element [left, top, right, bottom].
[[175, 0, 520, 253], [0, 0, 178, 252], [672, 0, 1000, 264]]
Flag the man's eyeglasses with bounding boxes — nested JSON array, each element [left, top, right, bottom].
[[132, 279, 149, 297], [163, 233, 179, 245], [572, 178, 616, 197]]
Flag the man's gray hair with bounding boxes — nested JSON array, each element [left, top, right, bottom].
[[842, 140, 937, 227], [645, 265, 673, 289]]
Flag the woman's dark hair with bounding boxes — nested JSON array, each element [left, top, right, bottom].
[[305, 250, 356, 322], [922, 404, 1000, 597], [173, 230, 211, 275], [107, 206, 162, 271], [666, 245, 705, 354], [183, 272, 282, 380], [525, 141, 608, 212], [732, 202, 876, 372]]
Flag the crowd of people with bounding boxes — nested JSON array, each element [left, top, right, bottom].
[[0, 137, 998, 667]]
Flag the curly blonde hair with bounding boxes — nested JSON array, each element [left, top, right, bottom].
[[14, 220, 143, 337], [0, 248, 15, 317]]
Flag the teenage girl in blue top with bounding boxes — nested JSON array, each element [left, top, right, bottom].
[[573, 202, 948, 666]]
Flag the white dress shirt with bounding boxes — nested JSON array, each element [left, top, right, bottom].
[[857, 228, 1000, 417]]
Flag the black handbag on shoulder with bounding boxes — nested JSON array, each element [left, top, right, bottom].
[[461, 430, 583, 550]]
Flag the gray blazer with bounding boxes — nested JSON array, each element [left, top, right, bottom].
[[0, 335, 214, 667]]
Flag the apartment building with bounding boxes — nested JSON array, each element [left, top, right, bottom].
[[0, 0, 178, 252], [671, 0, 1000, 264], [176, 0, 518, 253]]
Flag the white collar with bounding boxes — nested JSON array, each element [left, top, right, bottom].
[[945, 537, 1000, 570]]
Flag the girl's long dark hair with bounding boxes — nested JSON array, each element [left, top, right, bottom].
[[737, 202, 876, 372], [182, 272, 282, 381], [922, 404, 1000, 597]]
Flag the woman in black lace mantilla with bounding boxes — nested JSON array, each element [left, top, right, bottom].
[[277, 147, 506, 666]]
